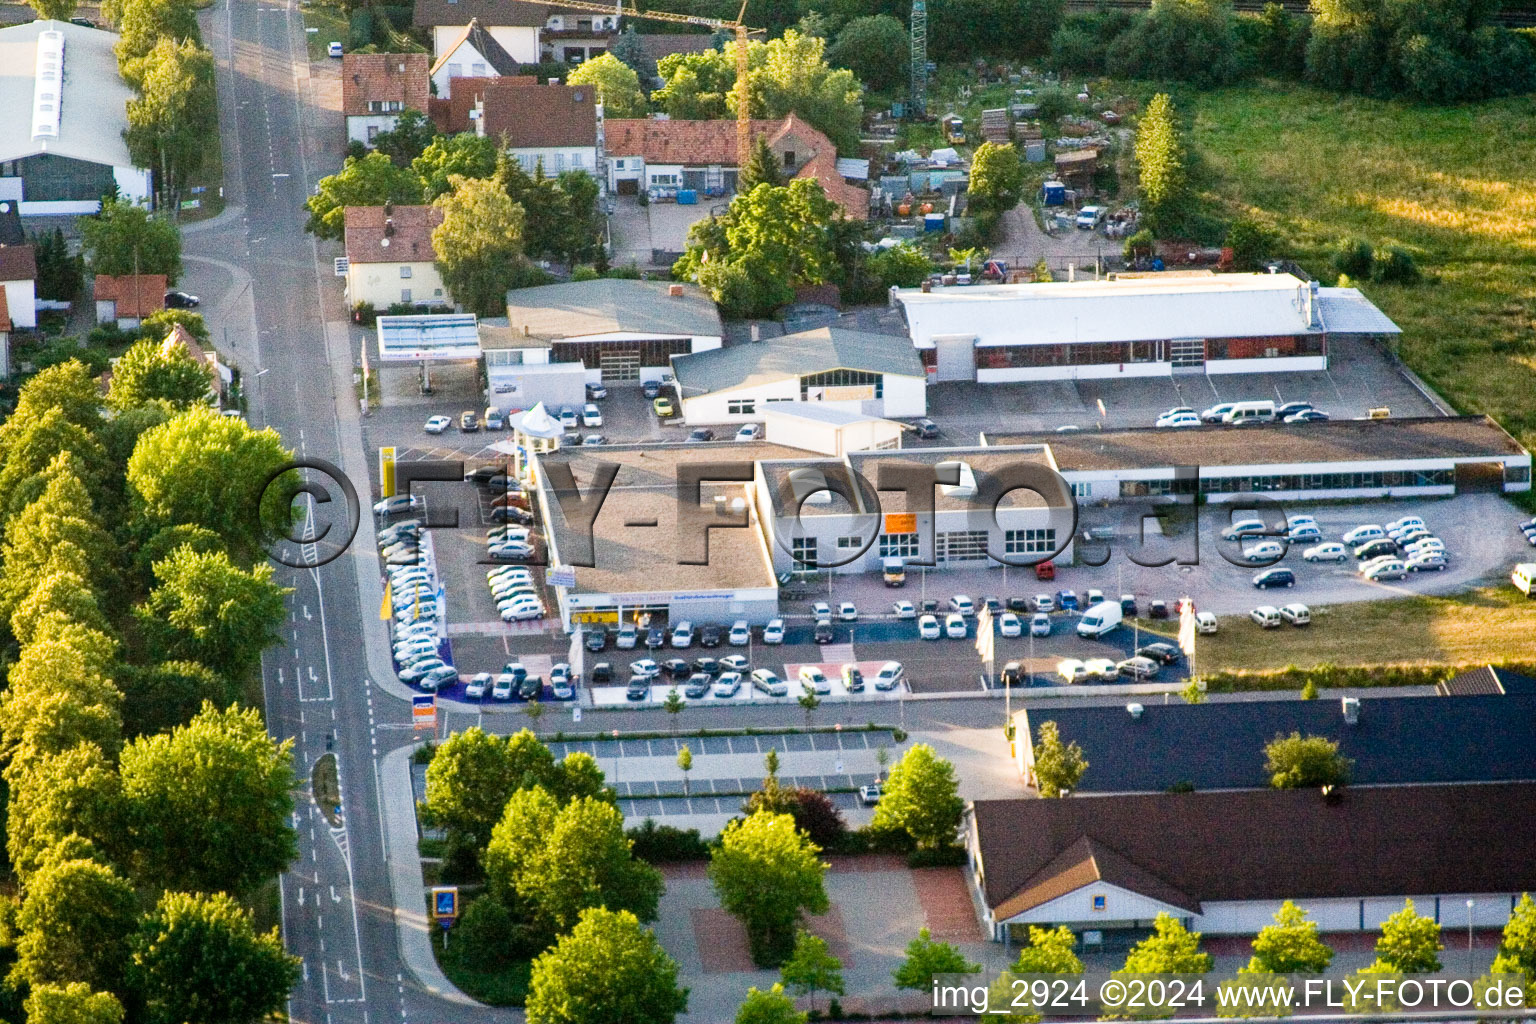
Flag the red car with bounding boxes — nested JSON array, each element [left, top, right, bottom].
[[1034, 559, 1055, 581]]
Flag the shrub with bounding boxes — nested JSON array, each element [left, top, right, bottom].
[[787, 788, 847, 850], [1124, 227, 1156, 260], [454, 895, 516, 970], [1332, 237, 1374, 280], [570, 265, 601, 282], [626, 819, 711, 863], [1034, 87, 1074, 126], [1374, 245, 1421, 284], [907, 845, 968, 868]]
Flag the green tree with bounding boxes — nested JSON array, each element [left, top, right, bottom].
[[1244, 901, 1334, 974], [1133, 93, 1188, 231], [32, 227, 84, 300], [968, 142, 1025, 213], [1032, 720, 1088, 798], [81, 199, 183, 282], [752, 30, 864, 154], [305, 152, 423, 239], [780, 929, 843, 1014], [1369, 899, 1443, 973], [663, 688, 685, 733], [735, 984, 806, 1024], [486, 791, 665, 937], [0, 634, 123, 774], [611, 25, 651, 75], [413, 132, 499, 201], [24, 984, 125, 1024], [1491, 893, 1536, 997], [710, 810, 830, 966], [1012, 924, 1084, 974], [424, 727, 574, 852], [13, 855, 139, 995], [1375, 246, 1421, 284], [1225, 218, 1275, 272], [525, 906, 689, 1024], [6, 741, 123, 880], [119, 703, 297, 895], [568, 53, 647, 118], [11, 570, 110, 645], [675, 179, 843, 318], [1333, 237, 1375, 280], [130, 890, 299, 1024], [370, 108, 437, 167], [893, 926, 981, 990], [119, 659, 235, 738], [867, 243, 932, 289], [1106, 0, 1241, 88], [126, 405, 293, 560], [738, 137, 785, 193], [1120, 913, 1213, 974], [678, 744, 693, 796], [653, 49, 736, 120], [872, 743, 963, 849], [138, 307, 211, 345], [139, 546, 289, 678], [28, 0, 77, 20], [124, 37, 217, 210], [1301, 678, 1320, 700], [826, 15, 908, 92], [115, 0, 200, 72], [108, 336, 212, 410], [433, 174, 526, 316], [797, 690, 820, 730], [1264, 732, 1352, 789]]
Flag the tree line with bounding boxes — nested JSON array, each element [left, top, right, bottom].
[[0, 351, 302, 1024]]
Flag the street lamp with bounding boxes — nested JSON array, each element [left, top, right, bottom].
[[1467, 899, 1475, 973]]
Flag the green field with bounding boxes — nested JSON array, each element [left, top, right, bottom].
[[301, 2, 348, 62], [1184, 85, 1536, 452]]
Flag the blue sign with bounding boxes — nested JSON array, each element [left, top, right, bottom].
[[431, 886, 458, 927], [412, 694, 434, 710]]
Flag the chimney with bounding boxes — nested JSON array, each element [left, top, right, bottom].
[[1126, 703, 1144, 719], [668, 284, 684, 297], [1341, 696, 1360, 725], [920, 279, 931, 293], [1308, 280, 1321, 328], [522, 324, 530, 336]]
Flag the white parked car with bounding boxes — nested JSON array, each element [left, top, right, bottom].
[[373, 494, 423, 516], [500, 603, 543, 621], [750, 669, 787, 697], [1155, 411, 1202, 428], [1222, 518, 1271, 540], [1404, 537, 1445, 555], [728, 620, 751, 645], [949, 594, 975, 616], [872, 661, 905, 691], [1386, 516, 1425, 534], [762, 619, 785, 644], [797, 666, 831, 694], [1030, 612, 1051, 636], [582, 403, 603, 427], [464, 672, 491, 699], [918, 614, 941, 640], [1364, 559, 1408, 582], [1342, 524, 1386, 545], [630, 658, 660, 679], [892, 600, 916, 619], [423, 415, 451, 434], [811, 601, 832, 619], [1056, 659, 1089, 684], [735, 423, 763, 441], [492, 674, 516, 700], [944, 612, 967, 638], [838, 601, 858, 621], [1242, 541, 1286, 561], [1303, 543, 1348, 562], [1034, 594, 1055, 613], [713, 671, 743, 697], [670, 620, 695, 648], [998, 612, 1021, 637]]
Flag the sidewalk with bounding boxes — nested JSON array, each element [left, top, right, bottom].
[[378, 744, 482, 1006]]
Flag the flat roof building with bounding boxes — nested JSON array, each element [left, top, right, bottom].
[[968, 782, 1536, 941], [894, 271, 1400, 383], [0, 21, 152, 215]]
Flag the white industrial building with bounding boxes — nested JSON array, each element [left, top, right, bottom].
[[0, 21, 152, 215], [670, 327, 927, 426], [894, 271, 1400, 383], [502, 279, 722, 386], [968, 783, 1536, 941], [762, 403, 904, 457]]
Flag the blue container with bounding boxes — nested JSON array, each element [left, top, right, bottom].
[[1042, 180, 1067, 206], [923, 212, 945, 232], [676, 189, 698, 205]]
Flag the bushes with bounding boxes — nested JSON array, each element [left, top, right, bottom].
[[1333, 237, 1375, 280], [1375, 246, 1421, 284], [626, 820, 711, 863], [1331, 238, 1421, 285], [1106, 0, 1245, 89], [1202, 661, 1455, 693]]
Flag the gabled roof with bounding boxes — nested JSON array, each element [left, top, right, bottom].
[[0, 244, 37, 283], [503, 279, 721, 341], [414, 0, 549, 29], [343, 205, 444, 264], [1017, 691, 1536, 796], [342, 53, 430, 118], [429, 18, 522, 78], [94, 274, 165, 318], [0, 21, 138, 169], [1439, 666, 1536, 696], [973, 783, 1536, 917], [993, 836, 1199, 920], [428, 74, 536, 134], [479, 81, 597, 150], [671, 326, 923, 396]]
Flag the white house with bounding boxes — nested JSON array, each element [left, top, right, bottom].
[[413, 0, 545, 62], [669, 326, 927, 426], [762, 403, 905, 458], [895, 270, 1401, 383], [342, 53, 430, 147], [428, 18, 521, 95], [0, 241, 38, 333], [539, 7, 617, 63], [968, 783, 1536, 941], [476, 81, 600, 179], [502, 279, 722, 386], [0, 21, 152, 215], [94, 274, 164, 330], [343, 205, 450, 310]]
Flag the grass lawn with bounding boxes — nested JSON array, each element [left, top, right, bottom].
[[431, 912, 531, 1006], [311, 752, 342, 827], [1184, 84, 1536, 452], [1179, 583, 1536, 674], [301, 2, 348, 62]]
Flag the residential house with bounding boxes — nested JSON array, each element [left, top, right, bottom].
[[603, 114, 868, 218], [1012, 691, 1536, 796], [967, 782, 1536, 940], [0, 21, 152, 215], [343, 205, 449, 310], [343, 53, 431, 147], [0, 236, 38, 332], [475, 81, 601, 180], [413, 0, 616, 64], [161, 322, 230, 403], [94, 273, 165, 329], [427, 19, 520, 96]]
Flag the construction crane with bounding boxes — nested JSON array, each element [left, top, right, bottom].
[[909, 0, 927, 116], [504, 0, 763, 168]]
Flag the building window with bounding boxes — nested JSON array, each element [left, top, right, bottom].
[[400, 266, 413, 278], [727, 399, 756, 415], [1092, 895, 1106, 911], [1005, 528, 1056, 555], [765, 396, 794, 403], [447, 62, 463, 78], [782, 150, 795, 167], [651, 173, 678, 186], [791, 536, 818, 568], [570, 152, 584, 169], [879, 533, 919, 559], [551, 338, 693, 371], [1071, 482, 1091, 499], [400, 288, 412, 303], [1506, 464, 1531, 484], [472, 62, 486, 75], [367, 125, 380, 142], [835, 536, 862, 551], [614, 159, 625, 169], [801, 369, 883, 400]]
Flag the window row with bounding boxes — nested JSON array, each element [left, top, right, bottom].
[[1004, 528, 1057, 554], [551, 338, 692, 370], [801, 369, 883, 399]]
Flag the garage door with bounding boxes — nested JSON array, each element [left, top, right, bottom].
[[682, 170, 707, 190], [932, 334, 976, 382], [937, 530, 988, 563], [616, 178, 639, 195], [600, 350, 640, 381]]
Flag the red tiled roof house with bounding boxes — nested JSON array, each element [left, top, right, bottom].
[[343, 53, 431, 147], [343, 205, 448, 311], [94, 273, 165, 329]]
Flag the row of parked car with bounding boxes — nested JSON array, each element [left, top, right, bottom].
[[617, 656, 908, 702], [594, 618, 764, 652], [461, 661, 577, 702], [381, 520, 459, 692], [1153, 400, 1329, 429], [1225, 513, 1449, 586]]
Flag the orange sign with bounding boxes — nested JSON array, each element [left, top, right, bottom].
[[884, 514, 916, 534]]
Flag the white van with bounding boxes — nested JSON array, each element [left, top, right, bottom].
[[1514, 563, 1536, 597], [1076, 601, 1123, 639], [1279, 603, 1311, 626], [1195, 611, 1219, 634], [1249, 606, 1282, 628], [1222, 400, 1276, 425]]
